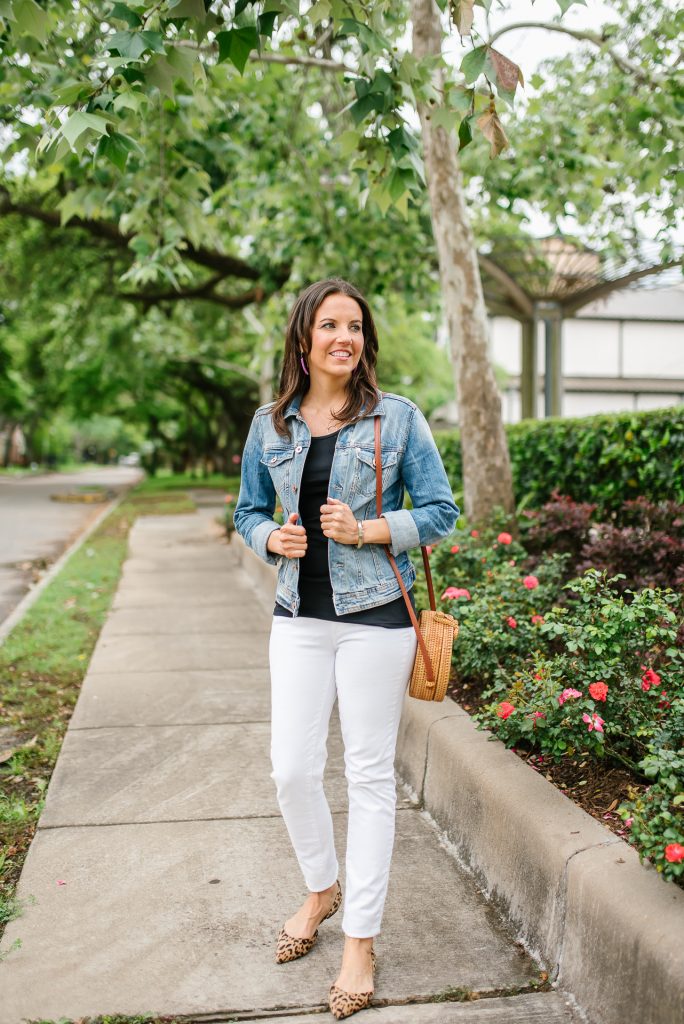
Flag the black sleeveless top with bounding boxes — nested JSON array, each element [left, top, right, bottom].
[[273, 427, 416, 627]]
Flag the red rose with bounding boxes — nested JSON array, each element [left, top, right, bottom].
[[506, 616, 517, 628], [450, 544, 460, 553], [523, 575, 539, 589], [588, 681, 609, 702], [664, 843, 684, 864], [641, 668, 661, 692], [497, 532, 513, 545], [496, 701, 515, 719]]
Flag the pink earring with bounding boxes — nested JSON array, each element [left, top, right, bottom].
[[300, 353, 309, 376]]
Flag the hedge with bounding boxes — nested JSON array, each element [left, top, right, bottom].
[[433, 403, 684, 514]]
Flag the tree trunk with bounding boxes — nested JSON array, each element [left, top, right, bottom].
[[411, 0, 515, 525]]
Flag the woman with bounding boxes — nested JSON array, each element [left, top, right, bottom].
[[233, 277, 459, 1019]]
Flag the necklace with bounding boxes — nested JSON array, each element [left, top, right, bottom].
[[300, 401, 346, 434]]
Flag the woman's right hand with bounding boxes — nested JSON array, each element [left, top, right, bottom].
[[269, 511, 308, 558]]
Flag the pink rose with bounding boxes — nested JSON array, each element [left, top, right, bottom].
[[450, 544, 460, 553], [496, 701, 515, 720], [558, 688, 582, 706], [506, 616, 517, 628], [523, 575, 539, 589], [588, 681, 609, 702], [531, 711, 546, 720], [425, 545, 433, 555], [664, 843, 684, 863], [497, 532, 513, 545], [441, 586, 471, 600], [582, 712, 605, 733], [531, 614, 545, 625], [231, 454, 241, 464], [470, 529, 479, 538]]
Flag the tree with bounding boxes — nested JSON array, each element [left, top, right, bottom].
[[2, 1, 679, 515]]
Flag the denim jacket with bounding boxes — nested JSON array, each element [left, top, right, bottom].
[[233, 388, 460, 616]]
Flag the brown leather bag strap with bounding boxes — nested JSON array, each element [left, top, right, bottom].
[[374, 411, 436, 683]]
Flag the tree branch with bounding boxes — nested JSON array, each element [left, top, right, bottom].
[[0, 189, 266, 281], [486, 21, 666, 88]]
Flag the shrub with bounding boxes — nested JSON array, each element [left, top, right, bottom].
[[473, 570, 684, 771], [617, 741, 684, 885], [521, 494, 684, 596], [433, 404, 684, 515]]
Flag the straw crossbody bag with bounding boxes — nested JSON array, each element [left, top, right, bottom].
[[373, 410, 459, 701]]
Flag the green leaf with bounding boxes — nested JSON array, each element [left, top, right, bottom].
[[61, 111, 112, 150], [350, 92, 382, 126], [109, 3, 143, 28], [257, 10, 278, 37], [13, 0, 48, 43], [167, 0, 206, 19], [165, 46, 196, 87], [54, 80, 92, 105], [215, 27, 258, 74], [369, 182, 392, 215], [0, 0, 17, 21], [460, 45, 487, 85], [97, 130, 140, 172], [458, 115, 473, 151], [146, 56, 176, 97], [107, 30, 165, 60], [338, 18, 390, 53]]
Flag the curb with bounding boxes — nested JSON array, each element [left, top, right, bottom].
[[230, 532, 684, 1024], [0, 490, 128, 646]]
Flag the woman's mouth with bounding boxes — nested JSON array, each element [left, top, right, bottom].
[[330, 350, 351, 360]]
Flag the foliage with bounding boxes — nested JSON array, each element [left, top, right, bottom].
[[522, 493, 684, 594], [470, 569, 684, 882], [617, 744, 684, 883], [434, 404, 684, 515], [482, 0, 684, 264]]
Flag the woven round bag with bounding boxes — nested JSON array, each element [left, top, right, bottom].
[[373, 410, 459, 702]]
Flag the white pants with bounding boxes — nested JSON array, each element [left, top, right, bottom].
[[268, 614, 418, 938]]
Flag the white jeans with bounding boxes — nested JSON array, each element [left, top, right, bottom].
[[268, 614, 418, 938]]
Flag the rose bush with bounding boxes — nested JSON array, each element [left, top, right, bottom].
[[414, 511, 684, 887]]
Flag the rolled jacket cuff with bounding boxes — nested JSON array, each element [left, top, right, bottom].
[[381, 509, 420, 556], [251, 519, 282, 565]]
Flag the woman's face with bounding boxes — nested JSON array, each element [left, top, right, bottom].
[[305, 292, 364, 380]]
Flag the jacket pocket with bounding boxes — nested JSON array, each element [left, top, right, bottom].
[[260, 447, 295, 503], [352, 445, 399, 498]]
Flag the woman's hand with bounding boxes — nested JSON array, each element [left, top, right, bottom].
[[320, 497, 358, 545], [271, 512, 308, 558]]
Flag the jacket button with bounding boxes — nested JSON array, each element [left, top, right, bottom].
[[295, 444, 302, 453], [271, 455, 277, 463]]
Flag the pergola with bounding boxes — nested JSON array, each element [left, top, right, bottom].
[[478, 234, 683, 418]]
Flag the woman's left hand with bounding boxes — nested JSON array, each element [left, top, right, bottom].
[[320, 497, 358, 544]]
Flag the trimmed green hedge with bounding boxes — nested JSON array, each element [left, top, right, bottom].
[[433, 404, 684, 513]]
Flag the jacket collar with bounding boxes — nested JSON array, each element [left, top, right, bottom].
[[284, 388, 385, 419]]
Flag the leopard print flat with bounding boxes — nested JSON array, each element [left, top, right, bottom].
[[275, 879, 342, 964], [328, 948, 377, 1019]]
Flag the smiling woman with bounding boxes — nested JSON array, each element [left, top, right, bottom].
[[232, 276, 459, 1017]]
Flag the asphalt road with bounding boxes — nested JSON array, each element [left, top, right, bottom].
[[0, 466, 142, 628]]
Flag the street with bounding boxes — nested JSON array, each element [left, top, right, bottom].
[[0, 466, 142, 627]]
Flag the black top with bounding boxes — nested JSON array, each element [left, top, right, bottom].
[[273, 427, 416, 627]]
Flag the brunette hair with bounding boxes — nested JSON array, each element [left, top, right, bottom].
[[269, 277, 380, 440]]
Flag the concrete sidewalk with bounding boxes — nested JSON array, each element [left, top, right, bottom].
[[0, 510, 586, 1023]]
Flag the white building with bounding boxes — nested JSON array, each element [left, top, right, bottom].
[[490, 282, 684, 423]]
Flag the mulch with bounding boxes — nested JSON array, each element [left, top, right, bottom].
[[445, 673, 649, 842]]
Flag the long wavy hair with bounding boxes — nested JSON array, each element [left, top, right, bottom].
[[269, 277, 380, 440]]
